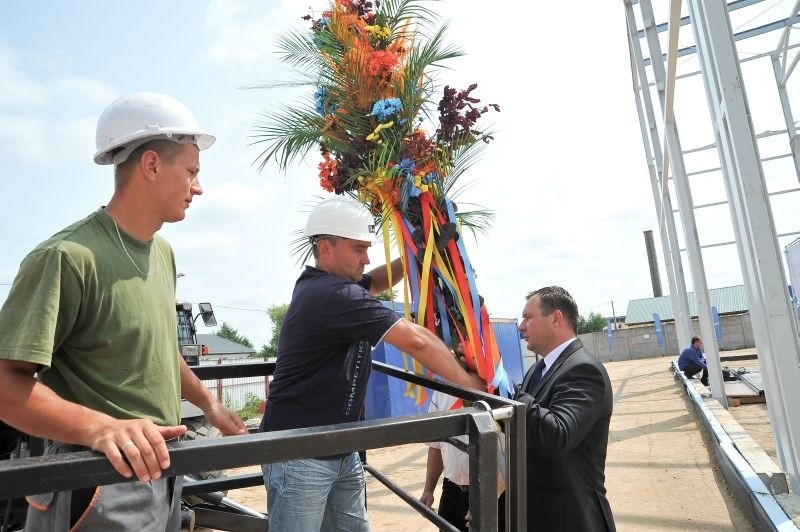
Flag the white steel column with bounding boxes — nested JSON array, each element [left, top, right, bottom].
[[686, 0, 800, 492], [624, 1, 692, 349], [638, 0, 726, 404]]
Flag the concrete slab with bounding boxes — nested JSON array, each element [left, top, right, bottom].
[[703, 391, 787, 495]]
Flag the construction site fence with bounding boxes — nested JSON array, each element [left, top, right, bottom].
[[580, 312, 755, 361]]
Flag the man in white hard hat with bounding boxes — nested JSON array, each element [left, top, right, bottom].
[[0, 92, 247, 531], [259, 195, 485, 531]]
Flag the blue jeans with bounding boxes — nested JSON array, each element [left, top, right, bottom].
[[262, 452, 370, 531]]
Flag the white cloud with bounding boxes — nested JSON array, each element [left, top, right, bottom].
[[204, 0, 296, 77], [0, 43, 115, 112], [0, 115, 47, 161], [0, 42, 116, 166], [51, 77, 117, 108], [0, 44, 48, 109]]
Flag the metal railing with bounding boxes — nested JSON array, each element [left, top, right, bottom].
[[0, 360, 526, 531]]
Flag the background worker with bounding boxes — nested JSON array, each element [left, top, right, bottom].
[[678, 336, 708, 386], [260, 196, 484, 532], [0, 92, 247, 531]]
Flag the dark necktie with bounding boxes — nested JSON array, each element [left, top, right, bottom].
[[530, 358, 547, 388]]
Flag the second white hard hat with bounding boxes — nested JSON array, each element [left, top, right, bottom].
[[93, 92, 215, 165], [304, 196, 376, 241]]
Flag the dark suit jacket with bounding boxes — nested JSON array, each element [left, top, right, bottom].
[[515, 339, 616, 532]]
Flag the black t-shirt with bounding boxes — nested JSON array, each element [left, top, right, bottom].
[[260, 266, 401, 433]]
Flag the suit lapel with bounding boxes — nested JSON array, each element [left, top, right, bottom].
[[529, 339, 583, 396]]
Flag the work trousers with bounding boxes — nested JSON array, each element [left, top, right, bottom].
[[24, 441, 181, 531], [682, 362, 709, 385], [438, 477, 506, 532], [262, 451, 369, 532]]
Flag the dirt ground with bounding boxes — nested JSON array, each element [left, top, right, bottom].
[[604, 356, 756, 531], [208, 355, 771, 531]]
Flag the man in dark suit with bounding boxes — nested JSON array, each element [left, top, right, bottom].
[[515, 286, 616, 531]]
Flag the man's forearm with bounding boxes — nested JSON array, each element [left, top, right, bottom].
[[178, 355, 216, 411], [0, 365, 116, 446], [424, 447, 444, 492], [412, 327, 472, 386], [383, 320, 483, 389]]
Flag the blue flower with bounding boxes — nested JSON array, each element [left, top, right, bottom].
[[314, 87, 337, 116], [370, 98, 402, 121], [397, 158, 415, 176]]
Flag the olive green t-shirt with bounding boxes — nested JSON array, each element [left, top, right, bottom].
[[0, 208, 181, 426]]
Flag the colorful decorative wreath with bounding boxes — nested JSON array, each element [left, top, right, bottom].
[[253, 0, 514, 398]]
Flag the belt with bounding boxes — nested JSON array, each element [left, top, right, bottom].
[[444, 477, 469, 492]]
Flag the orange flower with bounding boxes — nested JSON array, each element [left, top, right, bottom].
[[367, 50, 399, 79]]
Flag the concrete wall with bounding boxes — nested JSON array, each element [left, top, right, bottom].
[[579, 313, 755, 363]]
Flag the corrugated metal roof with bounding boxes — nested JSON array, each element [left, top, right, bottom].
[[197, 334, 257, 356], [625, 284, 748, 324]]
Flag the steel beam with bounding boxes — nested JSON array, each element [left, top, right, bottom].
[[644, 16, 799, 65], [638, 0, 728, 403], [625, 0, 693, 348], [771, 34, 800, 181]]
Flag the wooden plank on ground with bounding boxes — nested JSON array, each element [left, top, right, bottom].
[[724, 381, 766, 404]]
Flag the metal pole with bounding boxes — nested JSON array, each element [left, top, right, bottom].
[[624, 0, 693, 350], [611, 301, 616, 329], [637, 0, 727, 405], [770, 51, 800, 182], [468, 405, 499, 531]]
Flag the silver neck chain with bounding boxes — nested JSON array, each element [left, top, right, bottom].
[[109, 213, 149, 276]]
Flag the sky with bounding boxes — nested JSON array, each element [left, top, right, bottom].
[[1, 1, 798, 350]]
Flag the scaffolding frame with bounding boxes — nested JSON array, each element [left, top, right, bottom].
[[624, 0, 800, 492]]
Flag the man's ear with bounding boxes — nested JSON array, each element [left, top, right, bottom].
[[139, 149, 161, 181], [316, 238, 332, 256]]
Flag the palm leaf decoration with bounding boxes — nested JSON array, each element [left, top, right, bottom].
[[252, 0, 513, 397]]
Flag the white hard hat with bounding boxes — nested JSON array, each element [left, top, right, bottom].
[[94, 92, 215, 165], [304, 196, 376, 241]]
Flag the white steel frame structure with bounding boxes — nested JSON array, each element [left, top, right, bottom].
[[624, 0, 800, 492], [772, 1, 800, 180]]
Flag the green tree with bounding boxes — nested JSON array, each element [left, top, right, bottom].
[[258, 303, 289, 358], [578, 312, 606, 334], [215, 321, 253, 348]]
